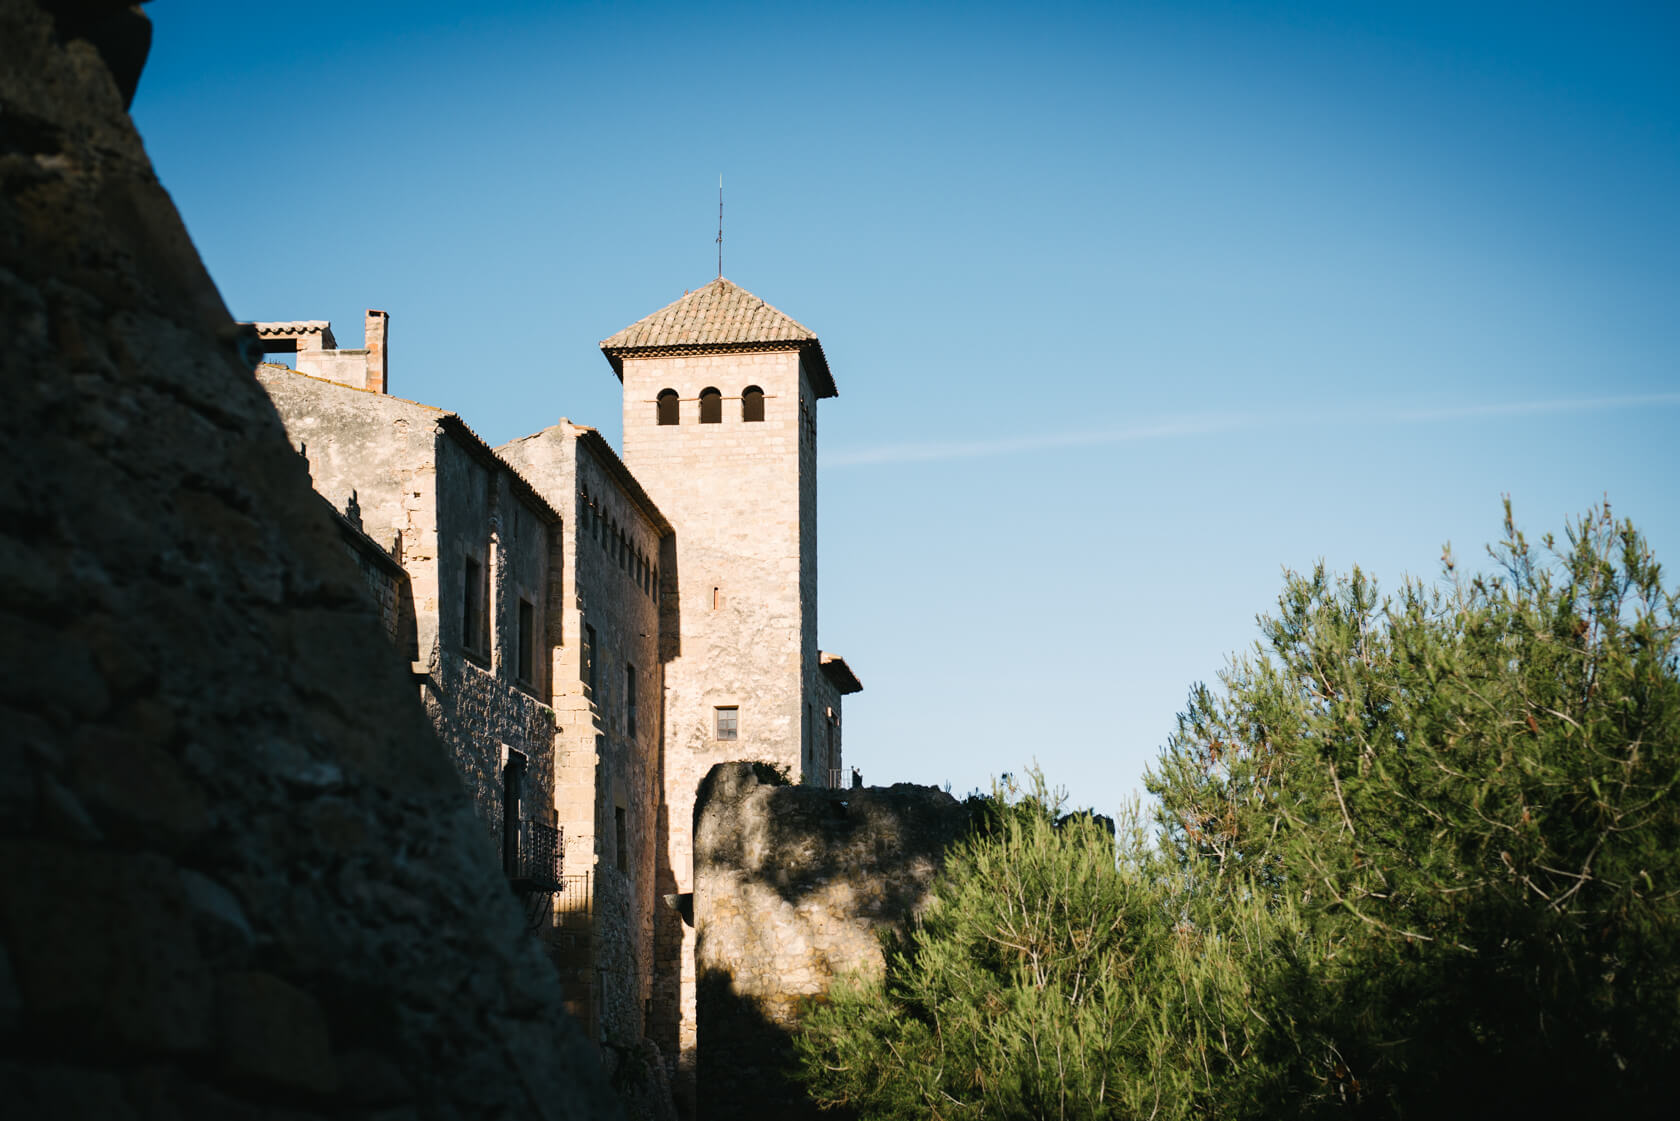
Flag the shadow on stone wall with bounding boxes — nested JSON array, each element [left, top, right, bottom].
[[692, 763, 984, 1120], [695, 966, 856, 1121], [695, 762, 982, 917], [0, 2, 621, 1116]]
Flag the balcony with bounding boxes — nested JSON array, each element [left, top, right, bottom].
[[507, 818, 564, 894], [828, 767, 861, 790]]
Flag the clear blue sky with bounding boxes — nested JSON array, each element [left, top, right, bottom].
[[134, 1, 1680, 818]]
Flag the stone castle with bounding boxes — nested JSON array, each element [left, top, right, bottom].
[[4, 3, 973, 1116], [251, 279, 865, 1104]]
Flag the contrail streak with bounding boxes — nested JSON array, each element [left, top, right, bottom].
[[825, 391, 1680, 468]]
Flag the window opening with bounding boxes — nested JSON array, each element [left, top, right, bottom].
[[741, 385, 764, 422], [583, 624, 598, 695], [517, 598, 535, 684], [615, 806, 629, 873], [462, 555, 486, 655], [699, 387, 722, 424], [715, 706, 738, 741], [626, 664, 638, 737], [656, 388, 679, 426], [501, 749, 527, 877]]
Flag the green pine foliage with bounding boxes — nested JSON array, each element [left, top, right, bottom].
[[796, 775, 1274, 1119], [795, 503, 1680, 1119], [1149, 499, 1680, 1117]]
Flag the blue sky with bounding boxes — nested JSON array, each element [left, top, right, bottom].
[[133, 1, 1680, 817]]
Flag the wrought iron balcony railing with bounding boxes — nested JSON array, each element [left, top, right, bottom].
[[507, 818, 563, 894], [828, 767, 861, 790]]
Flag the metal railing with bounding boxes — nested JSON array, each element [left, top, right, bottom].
[[508, 819, 564, 894], [554, 871, 594, 928], [828, 767, 862, 789]]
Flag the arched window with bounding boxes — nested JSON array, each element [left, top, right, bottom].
[[656, 389, 679, 426], [699, 387, 722, 424], [741, 385, 765, 422]]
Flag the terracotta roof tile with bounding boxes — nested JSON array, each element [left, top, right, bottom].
[[600, 277, 836, 398], [253, 320, 332, 336]]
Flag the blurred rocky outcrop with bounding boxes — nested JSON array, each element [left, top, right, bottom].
[[0, 1, 621, 1116]]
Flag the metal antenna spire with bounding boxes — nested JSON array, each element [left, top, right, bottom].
[[716, 175, 724, 279]]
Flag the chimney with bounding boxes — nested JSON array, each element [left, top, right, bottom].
[[364, 309, 389, 393]]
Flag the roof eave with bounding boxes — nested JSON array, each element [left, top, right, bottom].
[[573, 427, 674, 536], [599, 339, 837, 399], [436, 414, 564, 527], [819, 653, 863, 695]]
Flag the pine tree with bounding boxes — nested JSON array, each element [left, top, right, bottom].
[[1149, 500, 1680, 1116], [796, 775, 1278, 1119], [797, 504, 1680, 1119]]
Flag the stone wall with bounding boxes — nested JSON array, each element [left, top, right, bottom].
[[796, 356, 829, 784], [259, 367, 563, 853], [256, 366, 446, 654], [622, 351, 810, 786], [692, 764, 979, 1120], [0, 1, 620, 1115], [426, 433, 559, 841], [335, 508, 414, 653], [498, 421, 667, 1052], [620, 349, 823, 1096], [426, 651, 558, 859]]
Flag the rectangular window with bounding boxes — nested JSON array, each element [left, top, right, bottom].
[[462, 555, 485, 655], [615, 805, 628, 874], [715, 705, 738, 741], [501, 748, 527, 877], [626, 664, 637, 737], [516, 598, 535, 684], [583, 624, 597, 695]]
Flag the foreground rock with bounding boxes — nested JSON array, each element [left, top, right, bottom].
[[0, 2, 621, 1116]]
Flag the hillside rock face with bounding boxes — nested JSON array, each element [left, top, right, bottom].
[[0, 2, 621, 1116]]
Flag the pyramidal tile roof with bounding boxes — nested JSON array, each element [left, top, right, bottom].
[[600, 277, 836, 398]]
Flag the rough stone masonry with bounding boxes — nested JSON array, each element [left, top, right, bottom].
[[0, 1, 621, 1116], [692, 763, 981, 1121]]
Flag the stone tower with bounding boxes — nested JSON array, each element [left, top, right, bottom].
[[601, 276, 857, 1091]]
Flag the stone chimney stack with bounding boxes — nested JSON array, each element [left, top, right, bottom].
[[364, 309, 389, 393], [254, 311, 389, 393]]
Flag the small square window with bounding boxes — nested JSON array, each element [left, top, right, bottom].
[[714, 706, 738, 741]]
